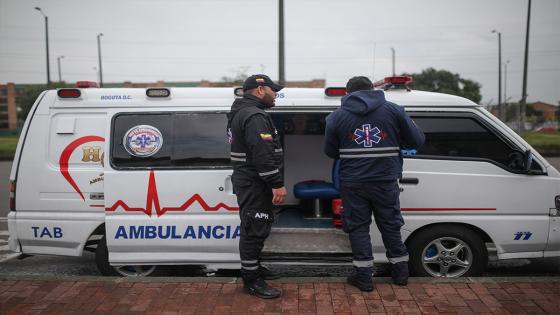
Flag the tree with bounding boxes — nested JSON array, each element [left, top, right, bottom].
[[17, 82, 71, 120], [404, 68, 482, 104], [221, 66, 250, 85]]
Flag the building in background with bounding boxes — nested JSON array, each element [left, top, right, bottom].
[[199, 79, 325, 88], [530, 101, 559, 121], [0, 83, 18, 130]]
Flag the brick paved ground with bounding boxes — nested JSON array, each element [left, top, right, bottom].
[[0, 277, 558, 314]]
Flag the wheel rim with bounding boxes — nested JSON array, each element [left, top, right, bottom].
[[421, 237, 473, 278], [114, 265, 156, 277]]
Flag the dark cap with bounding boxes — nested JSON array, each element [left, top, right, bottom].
[[243, 74, 284, 92], [346, 76, 373, 93]]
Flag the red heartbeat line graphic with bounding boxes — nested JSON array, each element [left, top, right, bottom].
[[105, 170, 239, 217]]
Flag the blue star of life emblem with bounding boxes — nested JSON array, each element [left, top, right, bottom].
[[135, 135, 153, 148], [354, 124, 381, 147]]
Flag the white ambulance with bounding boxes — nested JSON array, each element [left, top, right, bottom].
[[7, 77, 560, 278]]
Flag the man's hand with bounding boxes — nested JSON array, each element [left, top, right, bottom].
[[272, 187, 287, 205]]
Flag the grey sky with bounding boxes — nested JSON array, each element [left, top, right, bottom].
[[1, 0, 559, 105]]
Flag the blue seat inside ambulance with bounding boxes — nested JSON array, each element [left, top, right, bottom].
[[293, 159, 340, 200]]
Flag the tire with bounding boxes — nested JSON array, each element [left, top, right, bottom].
[[95, 235, 159, 277], [408, 225, 488, 278]]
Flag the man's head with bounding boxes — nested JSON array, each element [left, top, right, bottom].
[[243, 74, 284, 107], [346, 76, 373, 94]]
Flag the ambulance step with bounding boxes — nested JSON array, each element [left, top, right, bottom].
[[264, 228, 351, 254], [260, 253, 352, 265]]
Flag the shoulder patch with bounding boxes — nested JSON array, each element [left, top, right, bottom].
[[260, 133, 273, 141]]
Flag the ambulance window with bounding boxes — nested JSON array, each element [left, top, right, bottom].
[[111, 113, 230, 169], [172, 113, 230, 167], [411, 116, 523, 170], [271, 113, 327, 135]]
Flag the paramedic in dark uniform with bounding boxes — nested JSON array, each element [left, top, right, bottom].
[[324, 76, 425, 291], [227, 74, 286, 299]]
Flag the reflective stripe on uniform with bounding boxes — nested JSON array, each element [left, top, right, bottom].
[[241, 259, 258, 265], [259, 169, 279, 177], [230, 157, 247, 162], [352, 260, 374, 268], [340, 152, 399, 159], [241, 259, 259, 270], [230, 152, 247, 157], [274, 148, 283, 153], [241, 265, 259, 270], [339, 146, 400, 153], [388, 254, 409, 264]]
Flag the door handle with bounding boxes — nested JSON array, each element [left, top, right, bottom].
[[399, 177, 419, 185], [224, 175, 234, 194]]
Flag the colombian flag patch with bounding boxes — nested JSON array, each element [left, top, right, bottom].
[[260, 133, 273, 140]]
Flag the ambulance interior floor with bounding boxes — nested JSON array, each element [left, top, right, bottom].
[[273, 207, 335, 229]]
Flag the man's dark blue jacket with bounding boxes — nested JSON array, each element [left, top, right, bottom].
[[324, 90, 425, 182]]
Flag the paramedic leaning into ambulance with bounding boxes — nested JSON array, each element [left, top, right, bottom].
[[227, 74, 286, 299], [324, 76, 425, 292]]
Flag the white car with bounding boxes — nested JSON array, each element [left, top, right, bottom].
[[8, 77, 560, 277]]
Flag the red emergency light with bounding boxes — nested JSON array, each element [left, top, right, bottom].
[[325, 87, 347, 97], [76, 81, 98, 88], [57, 89, 81, 98], [373, 76, 413, 90]]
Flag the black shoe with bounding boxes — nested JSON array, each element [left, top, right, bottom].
[[259, 265, 281, 280], [347, 274, 374, 292], [392, 276, 408, 286], [243, 278, 282, 299]]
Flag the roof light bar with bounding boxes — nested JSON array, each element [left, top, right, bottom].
[[325, 87, 347, 97], [373, 76, 413, 91], [57, 89, 81, 98], [146, 88, 171, 98], [76, 81, 98, 88]]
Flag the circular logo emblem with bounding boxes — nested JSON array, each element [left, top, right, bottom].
[[123, 125, 163, 157]]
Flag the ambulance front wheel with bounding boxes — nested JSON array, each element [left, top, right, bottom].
[[408, 225, 488, 278], [95, 235, 159, 277]]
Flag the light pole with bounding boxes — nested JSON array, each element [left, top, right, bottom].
[[492, 30, 502, 120], [93, 67, 99, 86], [391, 47, 396, 76], [372, 42, 377, 81], [278, 0, 285, 85], [520, 0, 532, 132], [504, 60, 510, 106], [97, 33, 104, 87], [34, 7, 50, 86], [57, 56, 64, 82]]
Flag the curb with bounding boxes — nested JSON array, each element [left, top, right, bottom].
[[1, 274, 559, 284]]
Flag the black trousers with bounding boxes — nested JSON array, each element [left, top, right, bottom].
[[340, 180, 409, 278], [232, 172, 274, 282]]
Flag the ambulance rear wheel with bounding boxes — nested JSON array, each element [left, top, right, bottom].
[[408, 225, 487, 278], [95, 235, 159, 277]]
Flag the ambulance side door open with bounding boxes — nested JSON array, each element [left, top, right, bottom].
[[399, 110, 551, 258], [103, 111, 240, 265]]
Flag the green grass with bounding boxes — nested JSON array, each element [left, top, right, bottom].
[[0, 135, 19, 158], [522, 131, 560, 156]]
